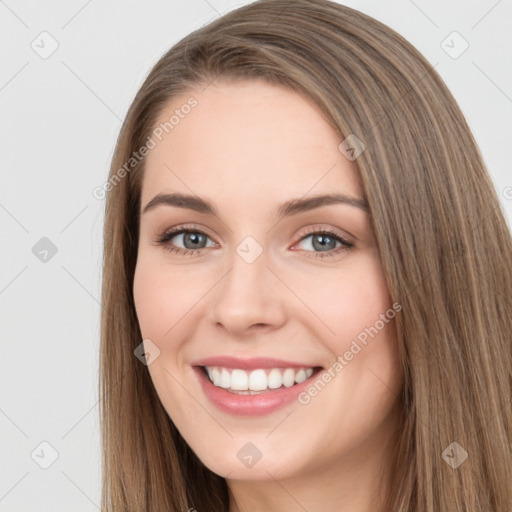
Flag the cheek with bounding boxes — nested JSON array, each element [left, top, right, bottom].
[[326, 253, 399, 383], [132, 258, 204, 412], [287, 250, 392, 343], [132, 257, 207, 341], [289, 250, 401, 397]]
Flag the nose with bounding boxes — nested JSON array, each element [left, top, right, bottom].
[[207, 248, 287, 337]]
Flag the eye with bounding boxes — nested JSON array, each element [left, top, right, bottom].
[[154, 224, 216, 256], [154, 224, 354, 259], [293, 227, 353, 259]]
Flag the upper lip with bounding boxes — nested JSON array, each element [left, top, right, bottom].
[[191, 356, 322, 370]]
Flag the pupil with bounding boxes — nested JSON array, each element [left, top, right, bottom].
[[185, 232, 205, 248], [313, 234, 335, 251]]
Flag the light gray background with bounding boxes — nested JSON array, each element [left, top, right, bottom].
[[1, 0, 511, 510]]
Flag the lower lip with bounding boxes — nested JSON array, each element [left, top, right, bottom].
[[193, 366, 320, 416]]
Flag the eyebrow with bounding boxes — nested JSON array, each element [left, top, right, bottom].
[[142, 192, 369, 219]]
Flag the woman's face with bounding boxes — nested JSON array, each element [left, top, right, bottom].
[[133, 79, 403, 484]]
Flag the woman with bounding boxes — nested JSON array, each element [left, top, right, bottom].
[[99, 0, 512, 510]]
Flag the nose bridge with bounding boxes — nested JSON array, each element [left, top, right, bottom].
[[208, 236, 285, 333]]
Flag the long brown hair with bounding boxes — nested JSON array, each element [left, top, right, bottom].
[[99, 0, 512, 510]]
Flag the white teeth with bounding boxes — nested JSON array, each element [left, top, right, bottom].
[[219, 368, 230, 388], [267, 368, 282, 389], [248, 369, 267, 391], [204, 366, 316, 391], [295, 369, 307, 384], [230, 369, 249, 390], [282, 368, 295, 387]]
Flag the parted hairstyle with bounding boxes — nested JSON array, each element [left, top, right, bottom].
[[99, 0, 512, 510]]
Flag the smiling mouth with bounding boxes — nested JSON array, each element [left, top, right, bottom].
[[200, 365, 322, 395]]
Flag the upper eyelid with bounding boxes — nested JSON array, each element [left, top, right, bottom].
[[159, 224, 216, 243]]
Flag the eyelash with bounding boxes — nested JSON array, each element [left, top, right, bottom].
[[154, 224, 354, 259]]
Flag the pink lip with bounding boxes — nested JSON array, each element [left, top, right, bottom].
[[192, 363, 322, 417], [191, 356, 317, 370]]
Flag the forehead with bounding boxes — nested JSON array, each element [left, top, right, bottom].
[[141, 79, 361, 209]]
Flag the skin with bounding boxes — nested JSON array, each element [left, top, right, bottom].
[[133, 79, 404, 512]]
